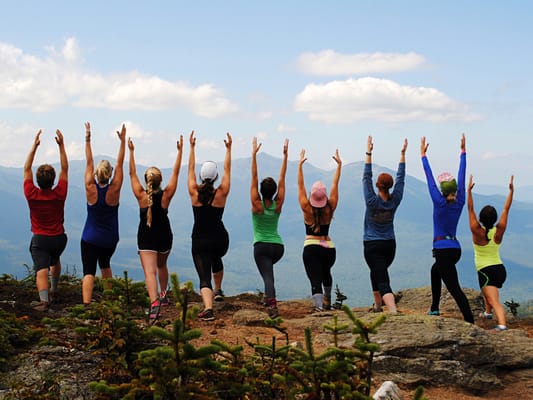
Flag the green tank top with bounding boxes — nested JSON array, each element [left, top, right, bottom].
[[473, 227, 502, 271], [252, 200, 283, 245]]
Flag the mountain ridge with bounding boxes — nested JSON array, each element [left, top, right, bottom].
[[1, 153, 532, 306]]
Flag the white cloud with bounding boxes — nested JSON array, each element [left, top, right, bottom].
[[294, 77, 481, 123], [276, 123, 296, 132], [116, 121, 153, 140], [0, 38, 239, 117], [296, 50, 426, 76], [256, 111, 273, 120]]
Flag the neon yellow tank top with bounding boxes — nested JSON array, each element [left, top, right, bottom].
[[473, 227, 502, 271]]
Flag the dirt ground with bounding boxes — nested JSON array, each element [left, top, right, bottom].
[[1, 283, 532, 400]]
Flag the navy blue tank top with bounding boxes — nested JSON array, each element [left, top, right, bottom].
[[82, 184, 119, 248]]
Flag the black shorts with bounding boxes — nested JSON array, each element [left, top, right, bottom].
[[81, 239, 117, 276], [478, 264, 507, 289], [29, 233, 68, 271]]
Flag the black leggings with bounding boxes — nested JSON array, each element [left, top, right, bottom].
[[430, 248, 474, 323], [81, 240, 117, 276], [254, 242, 284, 300], [192, 235, 229, 290], [363, 240, 396, 296], [302, 245, 336, 295]]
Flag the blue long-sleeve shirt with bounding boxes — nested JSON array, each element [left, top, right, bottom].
[[421, 152, 466, 249], [363, 162, 405, 241]]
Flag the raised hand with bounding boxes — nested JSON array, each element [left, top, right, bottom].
[[461, 133, 466, 152], [367, 135, 374, 153], [252, 137, 262, 155], [420, 136, 429, 156], [117, 124, 126, 142], [55, 130, 64, 146], [283, 139, 289, 156], [468, 175, 475, 191], [189, 130, 196, 147], [299, 149, 307, 165], [332, 149, 341, 165], [85, 122, 91, 140], [128, 138, 135, 151], [224, 132, 232, 149], [401, 138, 408, 154], [177, 134, 183, 151]]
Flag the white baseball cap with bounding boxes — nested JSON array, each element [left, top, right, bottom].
[[200, 161, 219, 182]]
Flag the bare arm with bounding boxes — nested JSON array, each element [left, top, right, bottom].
[[84, 122, 97, 203], [250, 137, 263, 213], [24, 130, 42, 181], [128, 138, 145, 202], [213, 132, 232, 206], [467, 175, 485, 243], [328, 149, 342, 210], [494, 175, 514, 243], [56, 130, 68, 182], [275, 139, 289, 213], [162, 134, 184, 207], [187, 131, 198, 199], [106, 123, 127, 206], [297, 149, 309, 210]]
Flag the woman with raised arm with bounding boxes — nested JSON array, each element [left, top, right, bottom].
[[421, 134, 474, 323], [128, 134, 183, 320], [24, 129, 68, 311], [298, 148, 342, 312], [250, 137, 288, 318], [81, 122, 126, 305], [467, 175, 514, 332], [188, 131, 232, 321], [363, 136, 407, 313]]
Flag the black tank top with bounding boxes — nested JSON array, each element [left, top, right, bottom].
[[305, 223, 330, 236]]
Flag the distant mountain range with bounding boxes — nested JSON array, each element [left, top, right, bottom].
[[1, 154, 532, 306]]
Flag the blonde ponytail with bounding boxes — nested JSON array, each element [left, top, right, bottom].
[[144, 167, 162, 228]]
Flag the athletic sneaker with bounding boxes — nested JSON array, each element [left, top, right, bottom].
[[159, 291, 170, 306], [213, 289, 225, 302], [266, 298, 279, 318], [198, 308, 215, 321], [427, 310, 440, 316], [479, 311, 493, 320], [149, 299, 160, 320], [31, 301, 49, 312], [491, 325, 508, 333]]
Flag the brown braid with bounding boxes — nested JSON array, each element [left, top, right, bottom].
[[311, 202, 331, 234]]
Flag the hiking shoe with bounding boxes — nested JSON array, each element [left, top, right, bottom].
[[268, 306, 279, 318], [479, 311, 493, 320], [369, 304, 383, 313], [49, 291, 59, 305], [149, 299, 161, 320], [213, 289, 225, 302], [427, 310, 440, 316], [491, 325, 508, 333], [159, 291, 170, 306], [198, 308, 215, 321], [31, 301, 49, 312]]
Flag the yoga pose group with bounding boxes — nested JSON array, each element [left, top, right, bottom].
[[23, 127, 514, 331]]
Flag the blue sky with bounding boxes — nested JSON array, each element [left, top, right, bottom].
[[1, 1, 531, 187]]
